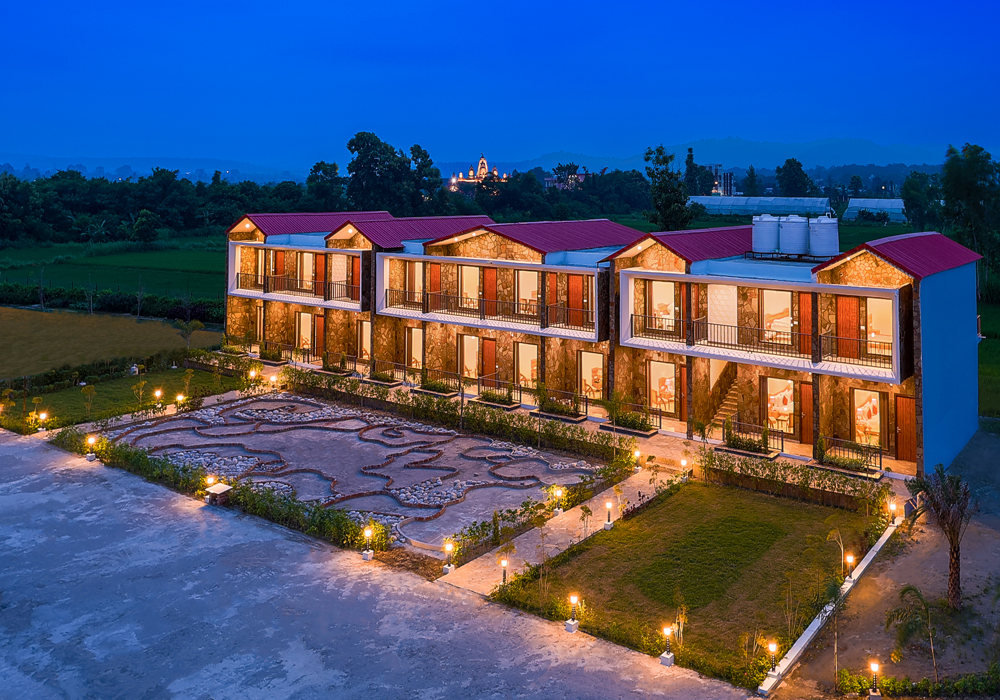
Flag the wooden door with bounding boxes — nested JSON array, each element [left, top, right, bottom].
[[679, 365, 688, 422], [567, 274, 584, 327], [483, 267, 498, 317], [350, 257, 361, 301], [428, 263, 441, 310], [798, 292, 812, 356], [274, 250, 285, 278], [481, 338, 496, 386], [800, 382, 813, 446], [836, 296, 860, 359], [547, 273, 558, 325], [314, 254, 326, 296], [895, 395, 916, 461], [313, 314, 325, 355]]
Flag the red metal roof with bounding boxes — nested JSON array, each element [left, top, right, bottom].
[[425, 219, 641, 255], [812, 232, 981, 281], [230, 212, 392, 237], [329, 215, 495, 250], [601, 226, 752, 264]]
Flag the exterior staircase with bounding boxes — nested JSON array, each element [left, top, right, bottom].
[[710, 383, 740, 433]]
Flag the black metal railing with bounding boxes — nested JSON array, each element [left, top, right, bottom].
[[821, 436, 883, 471], [386, 288, 424, 310], [370, 359, 423, 384], [609, 401, 663, 431], [327, 280, 360, 302], [265, 275, 322, 298], [691, 320, 812, 359], [236, 273, 265, 291], [387, 289, 544, 325], [321, 351, 361, 375], [418, 367, 463, 393], [522, 385, 591, 417], [476, 374, 523, 406], [631, 313, 684, 340], [820, 335, 893, 368], [261, 340, 320, 365], [724, 414, 785, 453], [547, 305, 595, 331]]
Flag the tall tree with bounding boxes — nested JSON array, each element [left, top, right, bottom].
[[941, 143, 1000, 267], [906, 466, 978, 609], [775, 158, 813, 197], [409, 145, 444, 216], [901, 171, 942, 232], [644, 145, 691, 232], [697, 167, 716, 196], [346, 132, 413, 215], [742, 165, 760, 196], [133, 209, 161, 242], [304, 161, 344, 211], [849, 174, 864, 197], [684, 148, 698, 198]]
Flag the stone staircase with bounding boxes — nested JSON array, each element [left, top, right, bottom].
[[710, 383, 740, 432]]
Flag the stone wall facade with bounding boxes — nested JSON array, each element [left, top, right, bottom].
[[326, 232, 372, 250], [434, 231, 542, 262], [817, 250, 912, 288], [325, 309, 362, 357], [238, 246, 257, 275], [613, 347, 688, 417], [226, 296, 256, 339], [818, 374, 915, 453]]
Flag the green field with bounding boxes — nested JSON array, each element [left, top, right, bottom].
[[0, 307, 222, 379]]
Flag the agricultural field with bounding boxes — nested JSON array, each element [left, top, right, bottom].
[[0, 307, 222, 379]]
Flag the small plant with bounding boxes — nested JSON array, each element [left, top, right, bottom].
[[369, 371, 395, 384], [81, 385, 97, 418], [885, 584, 939, 682], [259, 347, 283, 362], [579, 504, 593, 538], [173, 318, 205, 350], [480, 388, 516, 406], [420, 377, 453, 394], [182, 368, 194, 398]]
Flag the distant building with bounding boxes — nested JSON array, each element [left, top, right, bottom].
[[449, 154, 506, 190]]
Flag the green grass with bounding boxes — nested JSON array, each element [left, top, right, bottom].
[[496, 482, 865, 685], [70, 249, 225, 274], [0, 307, 222, 379], [979, 302, 1000, 339], [980, 339, 1000, 418], [18, 368, 241, 426], [837, 222, 913, 251], [1, 263, 224, 297]]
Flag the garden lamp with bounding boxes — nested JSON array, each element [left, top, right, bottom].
[[606, 501, 612, 523], [889, 501, 897, 516], [569, 595, 578, 622], [768, 642, 777, 672], [270, 375, 278, 384], [154, 389, 162, 401], [663, 625, 672, 654], [870, 661, 879, 692], [38, 412, 48, 431], [364, 528, 373, 552], [681, 459, 687, 468], [176, 394, 185, 403], [249, 370, 256, 379], [554, 488, 563, 510], [444, 541, 453, 567], [501, 558, 508, 585], [846, 554, 855, 579], [206, 476, 215, 486], [87, 436, 96, 447]]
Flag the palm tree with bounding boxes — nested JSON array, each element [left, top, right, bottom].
[[884, 584, 938, 683], [822, 576, 849, 693], [907, 465, 978, 609], [174, 319, 205, 350]]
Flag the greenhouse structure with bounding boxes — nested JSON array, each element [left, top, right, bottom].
[[841, 198, 908, 223], [687, 196, 833, 216]]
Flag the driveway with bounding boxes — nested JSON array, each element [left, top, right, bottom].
[[0, 432, 745, 700]]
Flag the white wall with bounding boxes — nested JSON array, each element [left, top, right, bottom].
[[919, 262, 980, 470]]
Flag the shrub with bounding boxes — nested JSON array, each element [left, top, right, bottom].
[[837, 664, 1000, 697], [259, 347, 282, 362], [420, 377, 454, 394], [479, 388, 516, 406]]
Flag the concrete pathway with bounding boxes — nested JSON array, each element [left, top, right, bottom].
[[443, 466, 683, 596], [0, 430, 746, 699]]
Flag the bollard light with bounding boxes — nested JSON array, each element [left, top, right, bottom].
[[634, 450, 641, 459], [154, 389, 162, 401], [889, 501, 897, 517], [249, 370, 256, 379], [768, 642, 777, 672], [606, 500, 613, 523], [871, 661, 880, 692], [663, 625, 672, 654], [846, 554, 855, 579], [176, 394, 185, 403], [88, 436, 96, 446], [86, 435, 97, 458], [553, 488, 563, 511], [364, 527, 373, 551], [206, 476, 216, 486], [501, 558, 508, 585], [681, 458, 687, 468], [270, 375, 278, 384], [569, 594, 579, 622], [444, 541, 454, 567]]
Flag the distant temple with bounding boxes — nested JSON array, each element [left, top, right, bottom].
[[450, 154, 507, 190]]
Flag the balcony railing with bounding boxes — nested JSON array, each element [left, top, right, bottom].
[[326, 279, 360, 302], [631, 313, 684, 340], [820, 335, 893, 368], [236, 273, 265, 291], [692, 319, 812, 359], [261, 340, 320, 364], [386, 288, 424, 311], [724, 414, 785, 453], [265, 275, 321, 298], [821, 435, 883, 472], [321, 351, 362, 374], [385, 290, 547, 326], [547, 304, 594, 331]]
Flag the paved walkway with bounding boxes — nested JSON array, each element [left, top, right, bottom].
[[0, 430, 746, 699], [443, 466, 683, 595]]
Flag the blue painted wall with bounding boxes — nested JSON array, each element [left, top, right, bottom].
[[919, 262, 980, 470]]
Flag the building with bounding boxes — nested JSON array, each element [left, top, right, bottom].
[[842, 198, 908, 223], [225, 213, 981, 476], [449, 154, 507, 190], [688, 196, 833, 217]]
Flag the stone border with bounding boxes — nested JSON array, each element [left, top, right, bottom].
[[757, 516, 903, 696]]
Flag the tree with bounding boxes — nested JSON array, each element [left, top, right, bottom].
[[174, 319, 205, 349], [901, 171, 942, 232], [906, 465, 978, 609], [941, 143, 1000, 272], [884, 584, 938, 682], [697, 166, 716, 196], [81, 385, 96, 418], [742, 165, 760, 196], [345, 132, 414, 215], [409, 145, 445, 215], [553, 162, 581, 189], [775, 158, 813, 197], [133, 208, 161, 242], [304, 161, 344, 211], [849, 175, 864, 197], [579, 504, 593, 538], [644, 145, 691, 231], [684, 148, 698, 197], [135, 276, 145, 319]]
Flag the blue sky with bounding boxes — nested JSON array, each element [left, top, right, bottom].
[[4, 0, 997, 168]]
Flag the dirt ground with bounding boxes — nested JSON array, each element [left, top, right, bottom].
[[773, 427, 1000, 698]]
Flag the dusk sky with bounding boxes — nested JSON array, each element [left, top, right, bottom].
[[6, 0, 997, 168]]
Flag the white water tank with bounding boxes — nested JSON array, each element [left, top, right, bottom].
[[809, 216, 840, 257], [779, 215, 809, 255], [752, 214, 780, 253]]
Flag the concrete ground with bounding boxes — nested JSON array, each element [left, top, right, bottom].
[[770, 426, 1000, 699], [0, 431, 747, 700]]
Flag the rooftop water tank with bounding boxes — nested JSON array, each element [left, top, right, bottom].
[[779, 215, 809, 255], [752, 214, 779, 253], [809, 216, 840, 257]]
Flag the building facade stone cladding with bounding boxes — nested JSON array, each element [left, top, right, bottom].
[[434, 231, 542, 262], [327, 232, 373, 250], [817, 250, 912, 288], [226, 296, 256, 339]]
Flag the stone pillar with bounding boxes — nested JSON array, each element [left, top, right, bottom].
[[811, 291, 821, 363], [812, 372, 821, 460], [538, 336, 547, 386], [686, 355, 694, 439], [913, 282, 924, 477]]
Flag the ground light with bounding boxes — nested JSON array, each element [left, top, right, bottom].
[[86, 436, 97, 461], [501, 558, 508, 585], [846, 554, 856, 579], [604, 500, 613, 530], [634, 450, 641, 470], [154, 389, 162, 403], [565, 594, 580, 633], [362, 528, 374, 561], [443, 541, 455, 574], [553, 488, 564, 515], [871, 661, 880, 694], [206, 476, 216, 486], [38, 412, 48, 432], [249, 370, 256, 379], [659, 625, 674, 666], [176, 394, 185, 404], [889, 501, 898, 523], [768, 642, 778, 672]]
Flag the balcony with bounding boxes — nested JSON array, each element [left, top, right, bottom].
[[546, 304, 594, 332], [384, 289, 590, 333], [235, 275, 360, 306], [820, 335, 892, 369], [266, 275, 322, 298], [236, 273, 265, 292], [631, 314, 684, 341], [326, 280, 360, 302]]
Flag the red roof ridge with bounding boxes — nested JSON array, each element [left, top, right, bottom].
[[812, 231, 981, 281]]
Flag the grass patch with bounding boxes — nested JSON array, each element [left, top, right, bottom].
[[71, 250, 225, 274], [1, 262, 224, 297], [494, 482, 864, 688], [980, 338, 1000, 418], [980, 302, 1000, 339], [14, 368, 241, 426], [0, 307, 222, 379]]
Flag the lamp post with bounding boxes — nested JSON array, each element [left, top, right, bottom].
[[362, 527, 374, 561], [38, 412, 48, 432], [443, 541, 455, 574], [86, 435, 97, 461], [768, 642, 778, 673], [270, 375, 278, 392], [846, 554, 855, 580], [871, 661, 880, 696], [634, 449, 642, 471], [553, 488, 564, 515], [604, 500, 613, 530], [564, 594, 580, 633], [501, 558, 508, 585], [889, 501, 898, 524], [176, 394, 185, 405], [659, 625, 675, 666]]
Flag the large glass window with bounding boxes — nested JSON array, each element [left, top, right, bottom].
[[296, 312, 313, 350], [579, 351, 604, 400], [648, 280, 675, 319], [405, 327, 423, 369], [357, 320, 371, 362], [297, 252, 314, 282], [765, 377, 794, 434], [648, 361, 676, 413], [854, 389, 882, 446], [866, 297, 893, 356], [515, 342, 538, 387], [406, 261, 423, 293], [459, 335, 479, 379], [460, 266, 479, 308], [762, 290, 792, 344], [517, 270, 538, 312]]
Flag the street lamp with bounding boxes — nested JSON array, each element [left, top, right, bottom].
[[501, 558, 508, 585], [362, 527, 374, 560], [569, 595, 578, 621], [846, 554, 856, 579], [768, 642, 778, 672], [659, 625, 675, 666], [871, 661, 880, 693], [553, 488, 564, 514], [604, 500, 613, 530]]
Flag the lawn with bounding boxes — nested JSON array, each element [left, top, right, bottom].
[[1, 263, 225, 297], [15, 368, 242, 426], [495, 482, 866, 688], [0, 307, 222, 379]]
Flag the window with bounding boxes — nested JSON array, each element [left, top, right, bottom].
[[578, 351, 604, 400], [516, 270, 538, 312], [761, 290, 792, 344], [853, 389, 882, 446], [648, 361, 676, 413], [405, 327, 423, 369], [459, 335, 479, 379], [255, 249, 265, 283], [647, 280, 675, 319], [866, 297, 893, 356], [255, 304, 264, 342], [515, 342, 538, 387], [765, 378, 794, 434], [357, 320, 371, 362], [296, 312, 313, 350], [460, 266, 479, 308], [297, 252, 314, 283], [406, 261, 423, 293]]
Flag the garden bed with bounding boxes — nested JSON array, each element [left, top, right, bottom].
[[471, 398, 520, 412], [714, 445, 781, 461], [598, 422, 658, 438], [528, 409, 588, 424], [362, 376, 403, 389], [411, 387, 460, 399]]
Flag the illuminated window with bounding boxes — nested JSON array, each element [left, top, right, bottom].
[[866, 298, 893, 356], [357, 320, 371, 361], [296, 312, 313, 350], [578, 351, 604, 400], [854, 389, 882, 446], [648, 361, 676, 413], [459, 335, 479, 379], [761, 290, 792, 344], [405, 327, 423, 369], [515, 343, 538, 387], [765, 378, 794, 434], [517, 270, 538, 311], [648, 280, 675, 320]]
